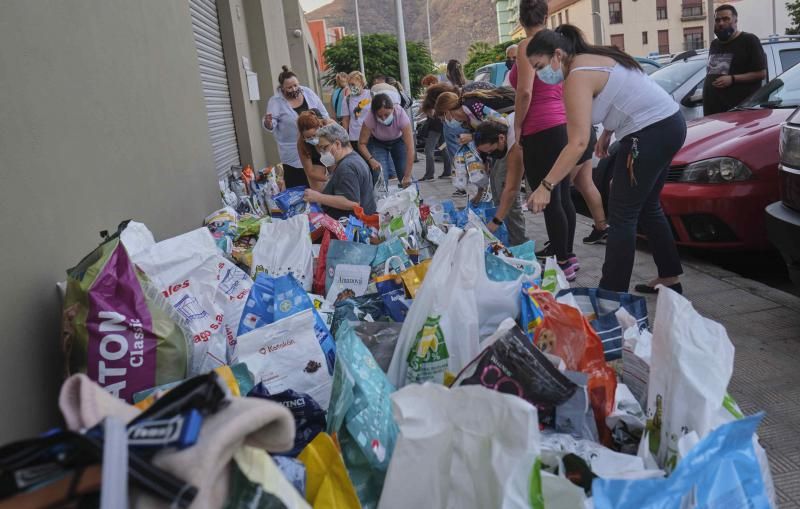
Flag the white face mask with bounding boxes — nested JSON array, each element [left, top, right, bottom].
[[320, 145, 337, 167], [379, 113, 395, 126], [305, 136, 319, 146]]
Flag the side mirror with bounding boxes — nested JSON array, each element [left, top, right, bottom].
[[682, 88, 704, 107]]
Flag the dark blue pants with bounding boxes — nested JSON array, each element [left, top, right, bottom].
[[600, 111, 687, 292], [369, 137, 407, 182]]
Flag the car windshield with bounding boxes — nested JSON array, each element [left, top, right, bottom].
[[650, 58, 707, 94], [740, 63, 800, 109]]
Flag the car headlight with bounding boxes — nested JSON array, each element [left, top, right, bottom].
[[680, 157, 752, 183], [780, 123, 800, 168]]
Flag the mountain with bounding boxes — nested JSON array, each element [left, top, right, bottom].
[[305, 0, 499, 63]]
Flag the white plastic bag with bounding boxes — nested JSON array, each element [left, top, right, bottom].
[[378, 383, 540, 509], [541, 433, 654, 479], [618, 307, 652, 409], [251, 214, 313, 291], [541, 257, 569, 294], [386, 228, 481, 387], [473, 240, 527, 339], [237, 309, 332, 410], [125, 226, 252, 376], [606, 383, 646, 454], [645, 286, 735, 472], [377, 185, 422, 240]]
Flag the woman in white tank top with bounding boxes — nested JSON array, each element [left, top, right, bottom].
[[524, 25, 687, 295]]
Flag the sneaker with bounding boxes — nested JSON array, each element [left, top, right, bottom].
[[558, 260, 578, 282], [420, 175, 435, 182], [583, 225, 609, 245], [567, 254, 580, 272], [452, 189, 466, 196], [438, 174, 452, 179], [535, 241, 555, 259]]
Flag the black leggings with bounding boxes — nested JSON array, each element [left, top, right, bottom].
[[521, 125, 592, 260]]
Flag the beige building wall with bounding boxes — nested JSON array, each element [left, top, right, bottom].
[[0, 0, 221, 441], [597, 0, 709, 57], [547, 0, 597, 43]]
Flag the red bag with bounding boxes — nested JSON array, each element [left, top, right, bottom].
[[313, 230, 331, 295], [309, 212, 347, 242], [532, 292, 617, 445]]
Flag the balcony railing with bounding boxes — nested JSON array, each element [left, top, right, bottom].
[[681, 5, 704, 20]]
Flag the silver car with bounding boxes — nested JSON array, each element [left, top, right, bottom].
[[650, 36, 800, 121]]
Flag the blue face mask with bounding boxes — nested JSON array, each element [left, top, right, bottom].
[[445, 117, 462, 128], [380, 113, 395, 126], [537, 58, 565, 85]]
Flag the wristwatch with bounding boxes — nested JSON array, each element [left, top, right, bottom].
[[491, 217, 504, 226], [541, 179, 554, 192]]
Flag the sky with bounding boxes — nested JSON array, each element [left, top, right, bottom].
[[299, 0, 334, 12]]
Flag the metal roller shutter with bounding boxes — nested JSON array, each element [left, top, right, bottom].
[[189, 0, 240, 177]]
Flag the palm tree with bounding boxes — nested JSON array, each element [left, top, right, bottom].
[[467, 41, 492, 60]]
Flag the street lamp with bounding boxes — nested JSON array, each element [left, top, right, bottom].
[[426, 0, 433, 56], [354, 0, 365, 76], [592, 11, 605, 45], [395, 0, 411, 94]]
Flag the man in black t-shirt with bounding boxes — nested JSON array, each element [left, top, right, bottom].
[[703, 4, 767, 116]]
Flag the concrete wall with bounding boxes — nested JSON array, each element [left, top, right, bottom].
[[283, 0, 323, 97], [0, 0, 220, 441], [548, 0, 597, 44]]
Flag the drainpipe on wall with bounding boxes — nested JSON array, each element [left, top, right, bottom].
[[592, 0, 602, 45]]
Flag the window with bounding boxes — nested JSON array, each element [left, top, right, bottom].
[[558, 12, 563, 26], [780, 49, 800, 72], [609, 0, 622, 24], [566, 9, 570, 24], [651, 58, 706, 94], [551, 15, 556, 27], [656, 0, 668, 20], [683, 26, 704, 51], [681, 0, 703, 19], [642, 31, 648, 45], [658, 29, 670, 54], [610, 34, 625, 51]]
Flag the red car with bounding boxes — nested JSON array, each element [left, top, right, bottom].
[[662, 65, 800, 250]]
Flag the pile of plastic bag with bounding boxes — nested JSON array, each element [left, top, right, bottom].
[[7, 182, 776, 508]]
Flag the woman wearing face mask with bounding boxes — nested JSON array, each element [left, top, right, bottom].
[[526, 25, 686, 294], [263, 66, 329, 189], [358, 93, 415, 187], [331, 72, 350, 124], [296, 110, 333, 192], [303, 122, 377, 219], [511, 0, 598, 281], [342, 71, 372, 151]]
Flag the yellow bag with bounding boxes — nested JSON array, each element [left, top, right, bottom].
[[298, 432, 362, 509], [399, 259, 431, 298]]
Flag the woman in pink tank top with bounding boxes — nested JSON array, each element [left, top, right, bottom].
[[513, 0, 606, 281]]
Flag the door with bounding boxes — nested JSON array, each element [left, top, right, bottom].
[[189, 0, 240, 177]]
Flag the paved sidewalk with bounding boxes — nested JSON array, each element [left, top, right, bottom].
[[409, 157, 800, 507]]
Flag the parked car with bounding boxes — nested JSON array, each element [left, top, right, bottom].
[[649, 35, 800, 121], [659, 63, 800, 250], [766, 108, 800, 285]]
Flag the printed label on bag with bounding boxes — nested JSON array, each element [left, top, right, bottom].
[[325, 264, 371, 302], [407, 315, 449, 384]]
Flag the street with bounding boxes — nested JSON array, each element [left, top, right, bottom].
[[411, 155, 800, 508]]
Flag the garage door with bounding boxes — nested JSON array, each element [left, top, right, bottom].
[[189, 0, 240, 177]]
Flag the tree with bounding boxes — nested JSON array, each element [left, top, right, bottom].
[[788, 0, 800, 35], [464, 39, 522, 78], [323, 33, 435, 97], [467, 41, 492, 60]]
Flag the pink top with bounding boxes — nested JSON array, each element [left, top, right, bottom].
[[363, 104, 410, 142], [509, 63, 567, 136]]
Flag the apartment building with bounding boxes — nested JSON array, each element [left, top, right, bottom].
[[308, 19, 347, 70]]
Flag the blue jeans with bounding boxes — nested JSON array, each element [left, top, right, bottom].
[[369, 137, 407, 182], [600, 111, 687, 292]]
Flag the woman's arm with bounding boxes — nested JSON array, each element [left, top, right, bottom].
[[513, 38, 534, 138], [306, 88, 331, 118], [297, 138, 327, 187], [359, 124, 380, 171], [527, 75, 594, 214], [263, 98, 279, 132], [490, 145, 525, 232], [401, 124, 414, 184]]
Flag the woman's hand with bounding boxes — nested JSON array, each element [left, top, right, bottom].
[[401, 175, 413, 188], [458, 133, 473, 145], [368, 157, 381, 171], [303, 189, 322, 203], [487, 221, 500, 234], [527, 185, 551, 214], [595, 129, 612, 159], [263, 113, 273, 130]]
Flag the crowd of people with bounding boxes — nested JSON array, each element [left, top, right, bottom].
[[259, 1, 761, 295]]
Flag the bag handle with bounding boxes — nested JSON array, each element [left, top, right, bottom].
[[384, 255, 408, 275]]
